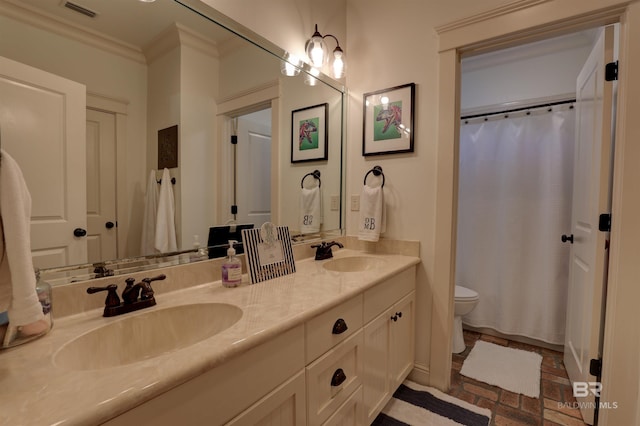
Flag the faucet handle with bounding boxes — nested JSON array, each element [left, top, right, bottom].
[[142, 274, 166, 284], [87, 284, 121, 308], [139, 274, 166, 300]]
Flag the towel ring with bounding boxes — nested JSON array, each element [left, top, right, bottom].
[[364, 165, 385, 188], [157, 177, 177, 185], [301, 170, 321, 188]]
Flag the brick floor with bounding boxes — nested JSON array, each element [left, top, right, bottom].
[[447, 330, 588, 426]]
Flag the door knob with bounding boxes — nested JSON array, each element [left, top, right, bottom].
[[73, 228, 87, 237], [561, 234, 574, 244], [105, 221, 115, 229]]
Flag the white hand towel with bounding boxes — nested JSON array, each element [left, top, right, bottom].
[[358, 185, 386, 242], [299, 186, 322, 234], [140, 170, 159, 255], [0, 150, 44, 326], [154, 168, 177, 253]]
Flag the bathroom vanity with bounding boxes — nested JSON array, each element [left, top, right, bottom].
[[0, 246, 419, 425]]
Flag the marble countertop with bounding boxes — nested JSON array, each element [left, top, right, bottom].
[[0, 249, 419, 426]]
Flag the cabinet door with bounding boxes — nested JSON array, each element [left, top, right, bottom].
[[390, 291, 415, 389], [362, 306, 393, 424]]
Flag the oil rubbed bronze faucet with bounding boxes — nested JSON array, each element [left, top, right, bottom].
[[311, 241, 344, 260], [87, 274, 166, 317]]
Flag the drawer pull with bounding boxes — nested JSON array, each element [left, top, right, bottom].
[[332, 318, 348, 335], [331, 368, 347, 387]]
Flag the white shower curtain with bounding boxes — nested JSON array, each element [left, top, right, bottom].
[[456, 107, 575, 345]]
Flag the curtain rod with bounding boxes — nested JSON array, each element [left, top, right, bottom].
[[461, 98, 576, 121]]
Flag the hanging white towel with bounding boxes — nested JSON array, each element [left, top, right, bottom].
[[140, 170, 159, 255], [0, 150, 44, 327], [299, 186, 322, 234], [358, 184, 386, 242], [154, 168, 177, 253]]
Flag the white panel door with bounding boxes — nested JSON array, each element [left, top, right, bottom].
[[237, 110, 271, 228], [0, 56, 87, 268], [86, 109, 117, 263], [564, 26, 615, 425]]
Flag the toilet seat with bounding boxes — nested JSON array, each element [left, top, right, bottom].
[[455, 285, 479, 301]]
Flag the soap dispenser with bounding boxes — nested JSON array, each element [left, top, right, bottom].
[[222, 240, 242, 287]]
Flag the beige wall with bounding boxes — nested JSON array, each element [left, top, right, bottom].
[[206, 1, 640, 424]]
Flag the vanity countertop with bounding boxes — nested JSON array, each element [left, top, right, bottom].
[[0, 249, 419, 426]]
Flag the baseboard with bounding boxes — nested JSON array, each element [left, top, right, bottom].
[[463, 324, 564, 352], [408, 363, 430, 386]]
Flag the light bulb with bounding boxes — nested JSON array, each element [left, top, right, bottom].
[[310, 43, 324, 67], [305, 67, 321, 86], [281, 53, 301, 76], [332, 48, 345, 78]]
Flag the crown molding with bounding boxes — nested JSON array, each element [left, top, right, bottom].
[[0, 0, 146, 64], [143, 22, 219, 64]]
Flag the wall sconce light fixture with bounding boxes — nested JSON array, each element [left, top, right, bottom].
[[305, 24, 346, 79]]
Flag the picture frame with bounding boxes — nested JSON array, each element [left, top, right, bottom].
[[363, 83, 415, 156], [291, 103, 328, 163]]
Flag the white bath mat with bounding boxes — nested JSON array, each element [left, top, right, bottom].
[[460, 340, 542, 398]]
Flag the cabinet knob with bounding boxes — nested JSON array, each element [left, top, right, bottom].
[[391, 315, 398, 322], [330, 368, 347, 387], [332, 318, 348, 335], [396, 312, 403, 318]]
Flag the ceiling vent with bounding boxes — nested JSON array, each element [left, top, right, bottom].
[[63, 1, 97, 18]]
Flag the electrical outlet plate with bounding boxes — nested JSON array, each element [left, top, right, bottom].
[[350, 195, 360, 211]]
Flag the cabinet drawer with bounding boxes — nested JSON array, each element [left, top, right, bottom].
[[363, 266, 415, 324], [322, 386, 364, 426], [306, 330, 363, 426], [306, 295, 363, 363]]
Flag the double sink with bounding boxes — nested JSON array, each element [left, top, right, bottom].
[[52, 255, 383, 371]]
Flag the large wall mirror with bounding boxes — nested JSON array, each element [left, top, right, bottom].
[[0, 0, 344, 284]]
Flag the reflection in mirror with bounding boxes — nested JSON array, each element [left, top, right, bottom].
[[0, 0, 344, 284]]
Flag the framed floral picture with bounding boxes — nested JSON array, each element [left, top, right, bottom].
[[363, 83, 415, 156], [291, 103, 328, 163]]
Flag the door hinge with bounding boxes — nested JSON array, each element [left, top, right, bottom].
[[598, 213, 611, 232], [230, 135, 238, 145], [590, 358, 603, 377], [231, 205, 238, 215], [605, 61, 618, 81]]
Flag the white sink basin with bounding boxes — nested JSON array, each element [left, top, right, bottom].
[[54, 303, 242, 370], [323, 256, 385, 273]]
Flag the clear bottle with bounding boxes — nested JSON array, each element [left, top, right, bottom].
[[221, 240, 242, 288], [35, 269, 53, 327], [190, 235, 208, 262]]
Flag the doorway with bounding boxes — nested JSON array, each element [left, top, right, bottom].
[[455, 30, 595, 347], [435, 4, 640, 425], [452, 26, 616, 425], [235, 108, 272, 228]]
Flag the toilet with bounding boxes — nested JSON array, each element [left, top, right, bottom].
[[453, 285, 480, 354]]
